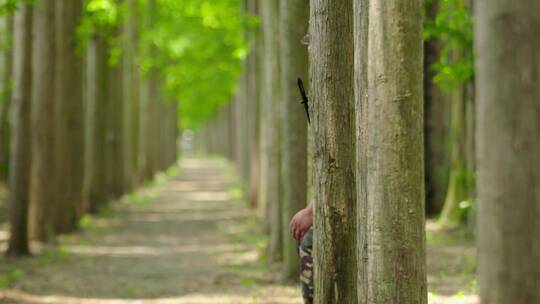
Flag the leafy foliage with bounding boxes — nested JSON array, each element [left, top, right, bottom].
[[77, 0, 120, 58], [0, 0, 33, 15], [140, 0, 251, 128], [424, 0, 474, 91]]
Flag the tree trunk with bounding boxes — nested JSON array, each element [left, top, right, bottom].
[[6, 3, 33, 257], [261, 0, 281, 263], [423, 0, 449, 216], [247, 0, 260, 208], [105, 28, 125, 199], [439, 85, 467, 224], [475, 0, 540, 303], [140, 0, 159, 180], [123, 0, 140, 190], [29, 0, 57, 242], [54, 0, 84, 232], [85, 35, 108, 213], [0, 16, 13, 183], [364, 1, 427, 303], [279, 0, 309, 281], [353, 0, 369, 302], [309, 0, 356, 302]]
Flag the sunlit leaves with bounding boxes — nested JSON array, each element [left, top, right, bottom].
[[424, 0, 474, 91], [0, 0, 33, 16], [77, 0, 120, 55], [139, 0, 251, 128]]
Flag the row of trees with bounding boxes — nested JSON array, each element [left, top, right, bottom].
[[0, 0, 179, 256], [198, 0, 539, 303]]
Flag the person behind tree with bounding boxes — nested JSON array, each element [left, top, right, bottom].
[[289, 202, 314, 304]]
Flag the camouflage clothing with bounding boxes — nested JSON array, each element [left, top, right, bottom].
[[299, 226, 314, 304]]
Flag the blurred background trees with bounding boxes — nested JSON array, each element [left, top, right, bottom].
[[0, 0, 248, 255]]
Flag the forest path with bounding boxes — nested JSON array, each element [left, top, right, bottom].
[[0, 157, 301, 304]]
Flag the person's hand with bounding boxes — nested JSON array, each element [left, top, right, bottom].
[[289, 207, 313, 241]]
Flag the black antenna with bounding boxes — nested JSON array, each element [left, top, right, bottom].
[[297, 78, 310, 124]]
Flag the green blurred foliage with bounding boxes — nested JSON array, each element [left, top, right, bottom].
[[141, 0, 253, 129], [0, 0, 29, 15], [77, 0, 253, 129], [424, 0, 474, 91]]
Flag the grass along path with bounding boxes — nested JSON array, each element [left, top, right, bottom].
[[0, 157, 477, 304]]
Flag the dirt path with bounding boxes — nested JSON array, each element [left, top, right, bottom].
[[0, 156, 478, 304], [0, 157, 301, 304]]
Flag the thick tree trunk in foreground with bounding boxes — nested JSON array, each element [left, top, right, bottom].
[[6, 4, 33, 257], [309, 1, 357, 302], [29, 0, 57, 242], [261, 0, 282, 263], [476, 1, 540, 303], [354, 0, 369, 302], [279, 0, 309, 281], [365, 1, 427, 303], [54, 0, 84, 232]]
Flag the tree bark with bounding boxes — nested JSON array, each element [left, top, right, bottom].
[[423, 0, 449, 216], [261, 0, 281, 263], [29, 0, 57, 242], [85, 35, 108, 213], [247, 0, 260, 208], [364, 1, 427, 303], [54, 0, 85, 232], [105, 27, 125, 199], [309, 0, 357, 302], [123, 0, 140, 190], [140, 0, 159, 180], [279, 0, 309, 281], [6, 3, 33, 257], [475, 0, 540, 303], [354, 0, 369, 302], [0, 16, 13, 183], [439, 85, 467, 224]]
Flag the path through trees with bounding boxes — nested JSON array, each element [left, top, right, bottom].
[[0, 156, 478, 304]]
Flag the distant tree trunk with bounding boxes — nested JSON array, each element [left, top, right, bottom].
[[6, 3, 33, 257], [256, 14, 268, 228], [261, 0, 281, 263], [423, 0, 449, 215], [364, 1, 427, 303], [85, 35, 108, 213], [476, 0, 540, 303], [54, 0, 85, 233], [309, 0, 356, 302], [138, 72, 149, 180], [0, 16, 13, 183], [29, 0, 57, 242], [353, 0, 369, 302], [439, 84, 467, 224], [234, 80, 247, 181], [279, 0, 308, 281], [140, 0, 159, 180], [247, 0, 260, 208], [123, 0, 140, 190], [105, 27, 125, 199]]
